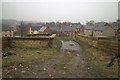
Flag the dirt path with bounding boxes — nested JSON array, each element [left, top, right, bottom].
[[25, 40, 93, 78]]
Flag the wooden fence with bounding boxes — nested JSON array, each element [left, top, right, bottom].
[[76, 34, 119, 53]]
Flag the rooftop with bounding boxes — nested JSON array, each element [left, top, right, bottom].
[[39, 26, 47, 32], [2, 24, 14, 31]]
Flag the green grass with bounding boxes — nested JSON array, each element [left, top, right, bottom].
[[2, 36, 76, 78], [2, 36, 64, 78], [74, 38, 118, 78], [3, 48, 57, 65], [2, 47, 58, 78], [55, 37, 62, 51], [2, 36, 64, 66]]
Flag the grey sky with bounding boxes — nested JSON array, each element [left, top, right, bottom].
[[118, 2, 120, 19], [2, 2, 118, 24]]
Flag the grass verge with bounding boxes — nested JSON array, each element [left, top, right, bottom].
[[74, 38, 118, 78], [2, 47, 57, 78], [2, 36, 63, 78]]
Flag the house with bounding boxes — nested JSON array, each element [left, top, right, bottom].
[[74, 25, 84, 34], [49, 26, 61, 35], [84, 21, 116, 37], [109, 22, 119, 36], [63, 25, 76, 36], [39, 26, 52, 34], [26, 23, 43, 35], [2, 24, 14, 37], [93, 23, 115, 37], [26, 23, 52, 35], [84, 22, 107, 36], [84, 25, 95, 36], [60, 23, 84, 36], [30, 23, 42, 34]]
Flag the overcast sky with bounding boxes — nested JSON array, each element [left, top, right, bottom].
[[118, 2, 120, 19], [2, 1, 118, 24]]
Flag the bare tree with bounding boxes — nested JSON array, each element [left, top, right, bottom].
[[18, 21, 27, 37]]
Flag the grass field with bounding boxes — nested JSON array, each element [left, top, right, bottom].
[[2, 36, 63, 78], [2, 48, 58, 77], [74, 38, 118, 78], [2, 36, 74, 78], [2, 36, 118, 78]]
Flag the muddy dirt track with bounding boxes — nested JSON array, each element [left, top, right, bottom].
[[26, 40, 93, 78]]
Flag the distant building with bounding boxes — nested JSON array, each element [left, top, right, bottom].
[[39, 26, 52, 34], [49, 26, 61, 35], [30, 23, 42, 34], [2, 24, 14, 37], [84, 22, 117, 37], [84, 21, 107, 36], [27, 26, 52, 35], [75, 25, 84, 34], [60, 23, 84, 36], [109, 22, 119, 36], [93, 24, 115, 36], [84, 25, 95, 36]]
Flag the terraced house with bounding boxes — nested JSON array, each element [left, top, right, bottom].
[[2, 24, 14, 37], [39, 26, 52, 34], [84, 25, 94, 36], [84, 21, 117, 37], [27, 25, 52, 35], [93, 24, 115, 37]]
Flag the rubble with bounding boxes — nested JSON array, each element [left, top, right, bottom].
[[43, 68, 47, 71], [6, 70, 10, 74], [76, 54, 80, 56], [2, 52, 16, 58], [21, 70, 26, 73]]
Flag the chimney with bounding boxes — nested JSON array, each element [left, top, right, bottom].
[[30, 26, 32, 34]]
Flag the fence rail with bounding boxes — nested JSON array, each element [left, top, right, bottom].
[[76, 34, 119, 54]]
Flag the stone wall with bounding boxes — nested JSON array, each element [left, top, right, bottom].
[[10, 37, 54, 48], [2, 34, 56, 49]]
